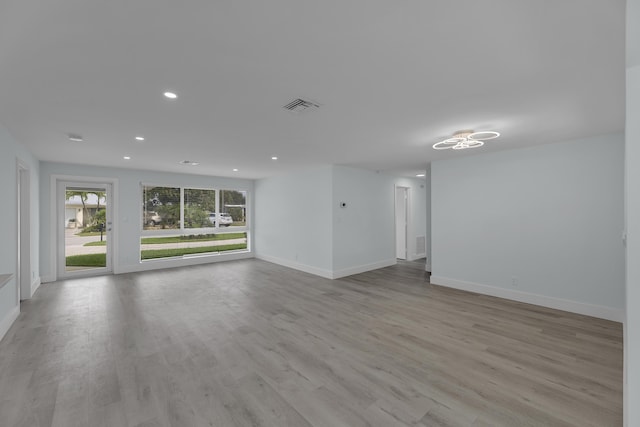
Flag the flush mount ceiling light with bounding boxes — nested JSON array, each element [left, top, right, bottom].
[[68, 133, 83, 142], [179, 160, 199, 166], [271, 156, 278, 160], [135, 136, 145, 141], [433, 130, 500, 150], [123, 156, 131, 160], [164, 91, 178, 99]]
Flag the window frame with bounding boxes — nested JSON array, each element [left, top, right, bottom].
[[139, 182, 251, 261]]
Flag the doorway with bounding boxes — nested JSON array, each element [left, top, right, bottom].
[[395, 186, 409, 260], [58, 181, 113, 279]]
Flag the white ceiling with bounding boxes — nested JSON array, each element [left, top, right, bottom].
[[0, 0, 625, 179]]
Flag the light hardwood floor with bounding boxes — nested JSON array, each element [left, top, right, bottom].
[[0, 259, 623, 427]]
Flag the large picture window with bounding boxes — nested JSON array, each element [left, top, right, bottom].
[[140, 184, 249, 260]]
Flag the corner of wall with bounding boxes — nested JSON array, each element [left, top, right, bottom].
[[0, 305, 19, 343]]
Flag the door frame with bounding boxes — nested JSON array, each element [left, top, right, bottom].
[[16, 159, 31, 301], [395, 185, 410, 260], [50, 175, 119, 280]]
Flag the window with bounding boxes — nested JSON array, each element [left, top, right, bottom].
[[220, 189, 247, 227], [184, 188, 216, 229], [142, 186, 180, 230], [140, 184, 249, 260]]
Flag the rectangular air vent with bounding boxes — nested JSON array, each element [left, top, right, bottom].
[[283, 98, 319, 113]]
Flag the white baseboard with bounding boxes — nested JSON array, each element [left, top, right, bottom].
[[41, 275, 56, 283], [42, 252, 254, 280], [31, 277, 41, 296], [407, 252, 427, 262], [0, 305, 20, 343], [117, 251, 254, 274], [332, 258, 397, 279], [430, 275, 624, 323], [255, 255, 397, 280], [255, 254, 334, 279]]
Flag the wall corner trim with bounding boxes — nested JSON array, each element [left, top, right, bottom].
[[41, 275, 56, 284], [255, 254, 334, 279], [0, 305, 20, 343], [332, 259, 397, 279], [430, 275, 624, 322], [31, 277, 41, 296]]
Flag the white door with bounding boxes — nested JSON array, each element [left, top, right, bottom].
[[395, 186, 408, 259], [58, 181, 113, 279]]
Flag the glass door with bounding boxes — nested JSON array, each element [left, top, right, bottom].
[[58, 181, 113, 278]]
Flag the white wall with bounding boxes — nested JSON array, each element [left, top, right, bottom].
[[0, 124, 40, 340], [626, 0, 640, 424], [254, 166, 333, 278], [255, 165, 428, 279], [332, 166, 396, 277], [431, 134, 625, 321], [39, 162, 253, 280]]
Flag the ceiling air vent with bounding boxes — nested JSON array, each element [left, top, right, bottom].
[[283, 98, 319, 113]]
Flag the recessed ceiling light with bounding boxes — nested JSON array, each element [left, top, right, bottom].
[[233, 168, 239, 172], [416, 173, 425, 177], [135, 136, 145, 141], [68, 134, 83, 142], [271, 156, 278, 160], [164, 91, 177, 99], [123, 156, 131, 160]]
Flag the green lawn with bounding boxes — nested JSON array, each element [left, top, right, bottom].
[[66, 253, 106, 267], [141, 243, 248, 260], [83, 233, 246, 246], [68, 243, 247, 265], [140, 233, 246, 244]]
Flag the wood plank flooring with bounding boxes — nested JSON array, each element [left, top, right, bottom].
[[0, 259, 623, 426]]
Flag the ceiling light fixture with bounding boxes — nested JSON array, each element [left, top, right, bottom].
[[179, 160, 199, 166], [123, 156, 131, 160], [433, 130, 500, 150], [233, 168, 239, 172], [416, 174, 426, 177], [271, 156, 278, 160], [135, 136, 145, 141], [164, 91, 178, 99], [68, 134, 83, 142]]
